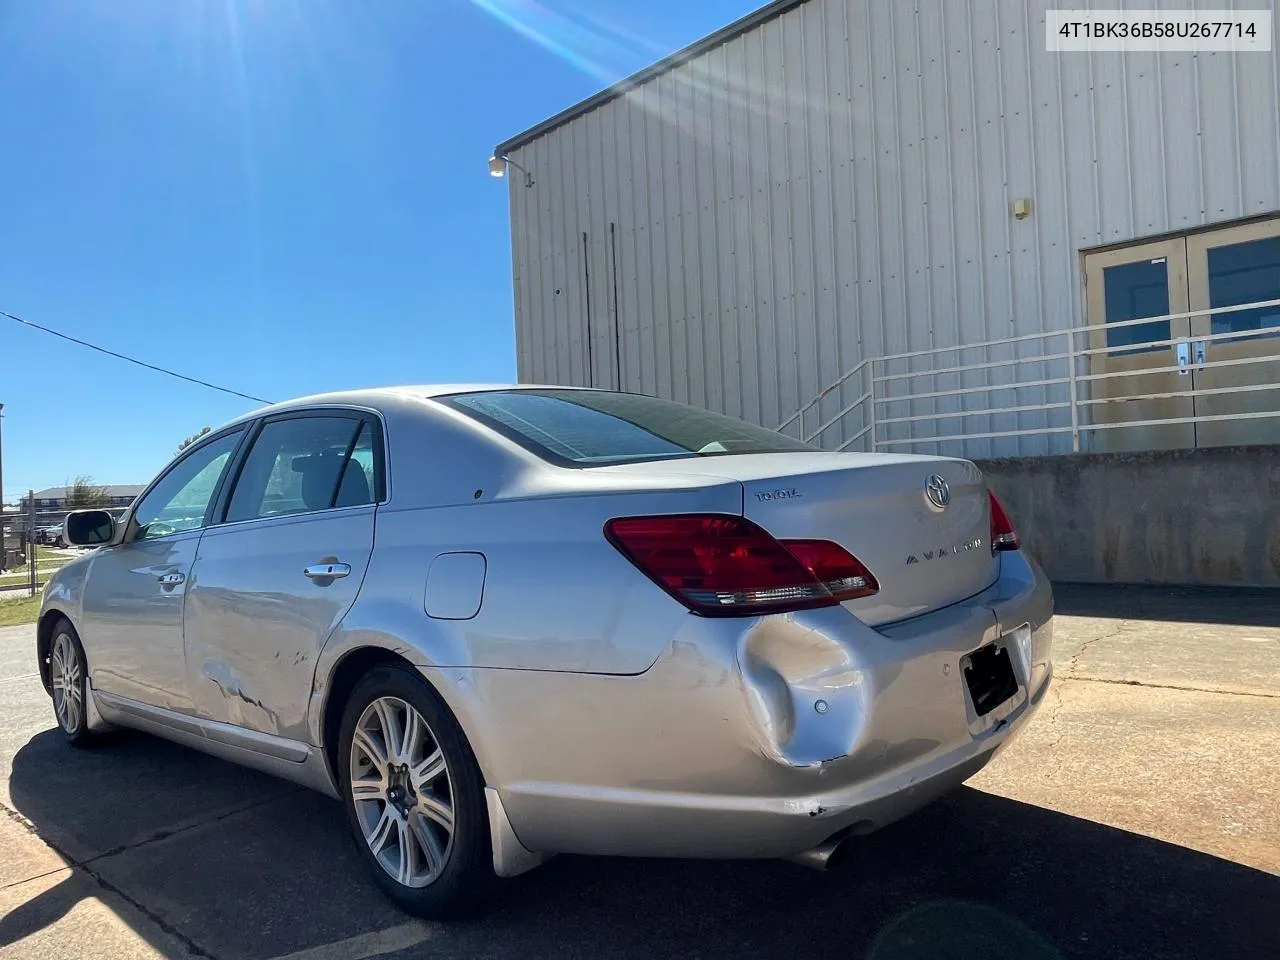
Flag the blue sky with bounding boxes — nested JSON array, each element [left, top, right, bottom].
[[0, 0, 755, 501]]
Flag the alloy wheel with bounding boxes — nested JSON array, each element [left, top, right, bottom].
[[50, 632, 83, 735], [349, 696, 455, 888]]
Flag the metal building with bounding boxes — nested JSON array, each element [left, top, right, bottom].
[[493, 0, 1280, 459]]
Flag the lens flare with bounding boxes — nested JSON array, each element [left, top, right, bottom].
[[471, 0, 844, 148], [467, 0, 656, 84]]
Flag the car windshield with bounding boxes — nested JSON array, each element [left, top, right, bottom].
[[437, 389, 815, 465]]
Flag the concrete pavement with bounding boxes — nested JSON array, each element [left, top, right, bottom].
[[1, 585, 1277, 960]]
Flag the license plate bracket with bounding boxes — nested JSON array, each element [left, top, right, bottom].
[[962, 642, 1020, 718]]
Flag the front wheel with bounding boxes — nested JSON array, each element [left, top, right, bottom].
[[48, 620, 95, 747], [337, 665, 495, 919]]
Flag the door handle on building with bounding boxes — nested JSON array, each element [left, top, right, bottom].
[[304, 562, 351, 581], [1176, 341, 1191, 375], [1193, 340, 1207, 369]]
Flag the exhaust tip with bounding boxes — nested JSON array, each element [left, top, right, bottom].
[[784, 829, 854, 872]]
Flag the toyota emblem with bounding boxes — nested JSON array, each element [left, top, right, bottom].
[[924, 474, 950, 510]]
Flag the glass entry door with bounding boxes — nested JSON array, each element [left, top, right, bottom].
[[1185, 217, 1280, 447], [1084, 238, 1194, 452], [1084, 217, 1280, 452]]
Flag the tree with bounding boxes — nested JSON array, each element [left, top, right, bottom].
[[65, 475, 110, 509], [178, 426, 212, 454]]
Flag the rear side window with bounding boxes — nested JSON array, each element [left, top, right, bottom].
[[437, 389, 814, 466], [336, 423, 378, 508], [225, 416, 375, 522]]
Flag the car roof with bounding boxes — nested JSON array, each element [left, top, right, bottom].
[[218, 383, 593, 430]]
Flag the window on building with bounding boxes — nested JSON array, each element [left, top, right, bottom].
[[1103, 259, 1171, 352], [1206, 236, 1280, 341]]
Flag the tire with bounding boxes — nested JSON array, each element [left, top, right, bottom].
[[48, 619, 95, 747], [337, 664, 495, 919]]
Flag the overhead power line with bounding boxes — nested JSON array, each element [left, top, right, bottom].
[[2, 309, 273, 405]]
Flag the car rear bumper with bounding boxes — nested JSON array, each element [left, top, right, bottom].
[[424, 550, 1053, 861]]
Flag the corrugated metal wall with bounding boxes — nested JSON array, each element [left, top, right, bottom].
[[505, 0, 1280, 457]]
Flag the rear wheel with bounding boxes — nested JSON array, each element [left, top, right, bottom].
[[48, 620, 94, 747], [338, 665, 495, 918]]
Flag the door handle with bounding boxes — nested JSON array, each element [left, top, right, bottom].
[[1176, 341, 1191, 375], [304, 562, 351, 581], [1194, 340, 1207, 369], [157, 572, 186, 587]]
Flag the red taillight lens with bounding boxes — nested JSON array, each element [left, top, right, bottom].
[[988, 490, 1020, 553], [604, 514, 878, 616], [781, 540, 879, 601]]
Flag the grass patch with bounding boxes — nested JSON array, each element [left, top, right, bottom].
[[1, 574, 60, 590], [0, 579, 48, 590], [1, 548, 76, 584], [0, 594, 41, 627]]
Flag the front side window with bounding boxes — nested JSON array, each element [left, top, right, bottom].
[[225, 416, 374, 523], [132, 430, 245, 541], [437, 389, 814, 466]]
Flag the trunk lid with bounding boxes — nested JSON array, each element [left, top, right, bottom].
[[594, 452, 996, 626]]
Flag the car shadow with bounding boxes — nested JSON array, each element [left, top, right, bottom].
[[4, 727, 1277, 960], [1053, 582, 1280, 627]]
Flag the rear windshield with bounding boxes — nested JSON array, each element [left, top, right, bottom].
[[437, 389, 815, 466]]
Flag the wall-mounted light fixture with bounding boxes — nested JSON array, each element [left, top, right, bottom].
[[488, 155, 534, 188]]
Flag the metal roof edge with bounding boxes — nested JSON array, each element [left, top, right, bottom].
[[492, 0, 808, 157]]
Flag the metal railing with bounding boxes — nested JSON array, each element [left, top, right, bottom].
[[779, 297, 1280, 458]]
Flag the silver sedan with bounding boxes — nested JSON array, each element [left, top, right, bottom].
[[39, 385, 1053, 917]]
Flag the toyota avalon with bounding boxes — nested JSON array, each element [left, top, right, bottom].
[[39, 385, 1053, 917]]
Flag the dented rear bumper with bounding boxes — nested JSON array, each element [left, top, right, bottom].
[[424, 550, 1053, 861]]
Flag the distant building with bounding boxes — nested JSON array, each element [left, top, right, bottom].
[[20, 484, 145, 513]]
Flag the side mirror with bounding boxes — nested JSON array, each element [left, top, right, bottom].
[[64, 509, 116, 547]]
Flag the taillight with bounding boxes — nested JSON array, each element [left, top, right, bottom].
[[604, 514, 878, 617], [988, 490, 1020, 553]]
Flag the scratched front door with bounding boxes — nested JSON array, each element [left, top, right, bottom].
[[82, 428, 247, 713], [182, 413, 378, 743]]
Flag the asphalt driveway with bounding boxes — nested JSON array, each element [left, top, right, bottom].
[[1, 585, 1277, 960]]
